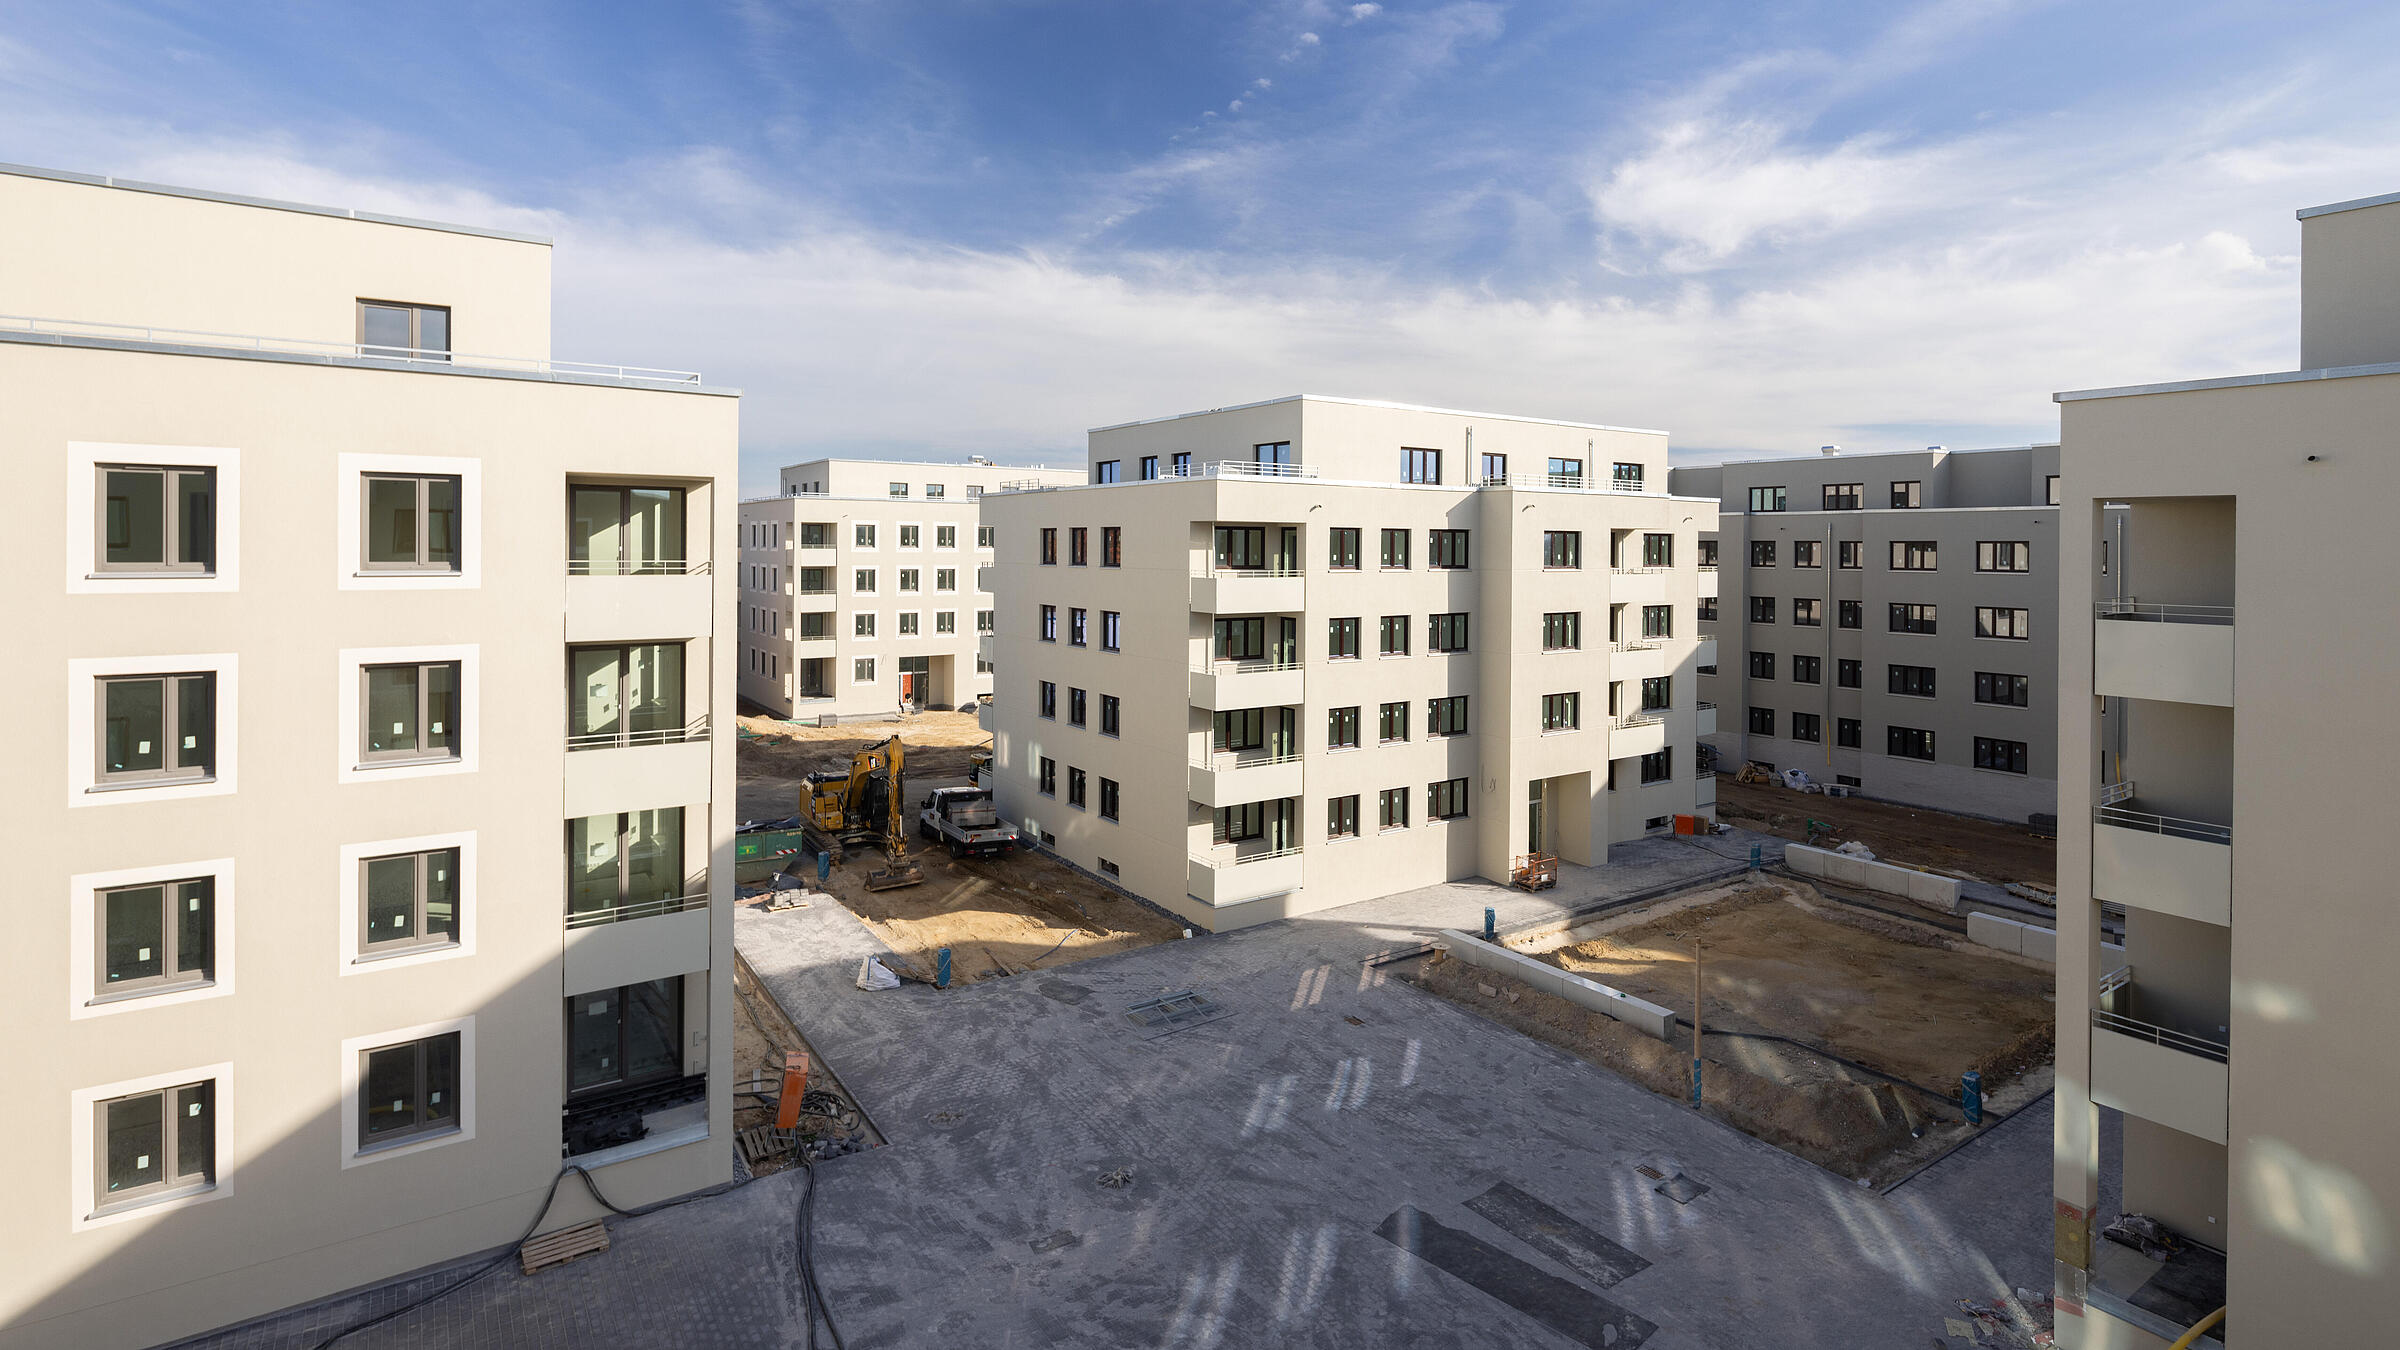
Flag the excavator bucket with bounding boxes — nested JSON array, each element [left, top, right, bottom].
[[863, 862, 924, 891]]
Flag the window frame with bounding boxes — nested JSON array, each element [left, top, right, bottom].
[[1542, 611, 1582, 651], [1837, 718, 1862, 748], [1822, 483, 1862, 510], [1887, 725, 1937, 761], [357, 300, 450, 359], [96, 462, 218, 576], [1328, 705, 1361, 750], [1378, 700, 1410, 743], [1379, 615, 1411, 656], [1790, 598, 1820, 627], [1329, 527, 1362, 569], [1749, 540, 1776, 567], [1379, 528, 1411, 569], [351, 1026, 467, 1157], [1099, 777, 1120, 820], [361, 473, 465, 574], [1976, 541, 2031, 573], [95, 876, 217, 998], [1428, 612, 1469, 653], [357, 846, 462, 958], [1328, 617, 1362, 660], [1748, 486, 1787, 512], [1974, 671, 2031, 707], [1540, 692, 1580, 733], [1975, 606, 2032, 640], [1378, 787, 1409, 831], [1101, 527, 1123, 568], [1427, 777, 1470, 820], [1889, 603, 1938, 635], [1100, 694, 1121, 737], [1402, 447, 1441, 484], [1889, 540, 1938, 571], [1542, 530, 1582, 569], [1428, 695, 1469, 737], [1428, 529, 1470, 569], [1888, 664, 1937, 698], [1890, 480, 1922, 509], [1974, 736, 2030, 774], [358, 660, 463, 767], [95, 671, 217, 787], [90, 1079, 217, 1219], [1328, 794, 1361, 839]]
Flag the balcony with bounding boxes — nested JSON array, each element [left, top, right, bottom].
[[1695, 635, 1718, 668], [1608, 638, 1669, 679], [1190, 659, 1303, 712], [2092, 787, 2231, 927], [1610, 710, 1668, 758], [1610, 566, 1670, 605], [1188, 845, 1304, 907], [795, 530, 837, 551], [1696, 700, 1718, 736], [2090, 967, 2229, 1145], [1189, 750, 1304, 807], [564, 727, 712, 819], [1190, 568, 1305, 614], [564, 890, 711, 995], [567, 559, 713, 642], [977, 633, 995, 665], [2094, 601, 2233, 707], [1696, 567, 1717, 598], [1694, 773, 1717, 810]]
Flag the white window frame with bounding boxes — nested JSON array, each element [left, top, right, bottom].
[[898, 522, 924, 551], [68, 858, 238, 1020], [339, 831, 478, 975], [852, 657, 878, 685], [336, 453, 482, 590], [66, 442, 243, 595], [69, 1061, 237, 1231], [337, 644, 480, 784], [897, 611, 921, 637], [67, 653, 240, 808], [339, 1016, 476, 1169]]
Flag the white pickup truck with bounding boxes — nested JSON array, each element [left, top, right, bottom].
[[918, 786, 1021, 859]]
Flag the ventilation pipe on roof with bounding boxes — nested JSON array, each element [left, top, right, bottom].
[[1819, 444, 1840, 456]]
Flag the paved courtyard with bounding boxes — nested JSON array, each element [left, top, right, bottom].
[[186, 833, 2059, 1349]]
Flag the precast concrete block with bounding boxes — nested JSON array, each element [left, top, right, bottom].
[[2018, 924, 2057, 964], [1907, 870, 1961, 910], [1967, 912, 2023, 955], [1783, 844, 1829, 878], [1825, 853, 1868, 887]]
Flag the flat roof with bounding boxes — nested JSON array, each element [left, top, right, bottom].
[[783, 457, 1079, 473], [2054, 360, 2400, 402], [0, 161, 551, 246], [1088, 393, 1668, 437], [1700, 442, 2053, 469], [2297, 189, 2400, 220]]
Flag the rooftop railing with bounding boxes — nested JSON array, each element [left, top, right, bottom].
[[1194, 656, 1304, 675], [2094, 802, 2231, 845], [1, 312, 705, 384], [2095, 598, 2234, 625], [566, 714, 709, 753], [1209, 461, 1319, 480]]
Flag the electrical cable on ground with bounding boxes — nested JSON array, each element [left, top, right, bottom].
[[795, 1155, 848, 1350]]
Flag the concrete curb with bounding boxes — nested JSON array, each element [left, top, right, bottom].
[[1433, 930, 1676, 1040]]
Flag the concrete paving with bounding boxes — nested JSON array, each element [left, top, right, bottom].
[[181, 832, 2056, 1349]]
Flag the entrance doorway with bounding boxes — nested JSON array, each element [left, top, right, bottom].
[[897, 655, 930, 711]]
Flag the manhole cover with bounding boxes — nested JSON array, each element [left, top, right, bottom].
[[1124, 991, 1230, 1037], [1655, 1174, 1709, 1205]]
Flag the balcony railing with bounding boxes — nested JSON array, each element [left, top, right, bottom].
[[1209, 461, 1319, 480], [566, 715, 710, 753], [1193, 843, 1304, 869], [567, 557, 712, 576], [565, 889, 709, 930], [2099, 964, 2133, 999], [1609, 637, 1664, 652], [2, 312, 707, 384], [1611, 564, 1671, 575], [1614, 709, 1667, 729], [2095, 599, 2234, 626], [2098, 778, 2137, 807], [2092, 1007, 2228, 1063], [1194, 656, 1303, 675], [1697, 563, 1718, 573], [795, 632, 836, 643], [796, 536, 837, 550], [1194, 565, 1304, 579], [2094, 803, 2231, 845]]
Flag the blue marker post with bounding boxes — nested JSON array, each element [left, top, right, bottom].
[[1962, 1070, 1983, 1126], [1748, 843, 1762, 873], [1483, 906, 1496, 941], [935, 946, 953, 990], [817, 849, 832, 885]]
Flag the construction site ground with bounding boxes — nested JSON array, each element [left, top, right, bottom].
[[1419, 877, 2055, 1187], [1710, 774, 2056, 890]]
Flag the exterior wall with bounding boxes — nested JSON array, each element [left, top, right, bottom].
[[0, 172, 734, 1349], [2299, 194, 2400, 370], [1674, 446, 2067, 821]]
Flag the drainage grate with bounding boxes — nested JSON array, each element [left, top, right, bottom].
[[1124, 990, 1228, 1037]]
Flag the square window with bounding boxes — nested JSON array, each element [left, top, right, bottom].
[[1378, 787, 1409, 830], [363, 475, 463, 573], [855, 612, 876, 637], [1328, 794, 1360, 839], [94, 1080, 216, 1215], [898, 612, 920, 636], [359, 1031, 462, 1150], [99, 876, 216, 995], [360, 848, 461, 955], [360, 662, 461, 765], [97, 672, 216, 786], [358, 301, 449, 358], [98, 464, 217, 574]]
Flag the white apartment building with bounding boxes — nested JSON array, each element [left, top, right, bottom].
[[982, 396, 1717, 932], [738, 458, 1081, 719], [1671, 445, 2081, 822], [2050, 192, 2400, 1347], [0, 164, 737, 1348]]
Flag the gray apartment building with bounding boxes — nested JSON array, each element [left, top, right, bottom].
[[1670, 445, 2083, 822]]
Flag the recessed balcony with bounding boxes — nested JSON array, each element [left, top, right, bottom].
[[2094, 602, 2233, 707], [564, 894, 711, 994], [2093, 785, 2231, 927], [1190, 568, 1305, 614], [2090, 966, 2229, 1145], [566, 562, 714, 643], [1189, 750, 1304, 807], [1610, 710, 1668, 758], [1187, 845, 1304, 907], [1696, 700, 1718, 736], [1190, 659, 1303, 712], [564, 723, 713, 820], [1609, 566, 1670, 604]]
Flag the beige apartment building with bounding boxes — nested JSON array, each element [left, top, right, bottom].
[[2050, 191, 2400, 1347], [1670, 445, 2078, 822], [0, 164, 737, 1348], [737, 457, 1079, 719], [981, 396, 1717, 932]]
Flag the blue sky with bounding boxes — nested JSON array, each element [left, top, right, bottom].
[[7, 1, 2400, 494]]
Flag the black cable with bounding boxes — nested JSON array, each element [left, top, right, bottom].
[[794, 1155, 849, 1350]]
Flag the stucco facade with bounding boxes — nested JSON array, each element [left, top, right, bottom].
[[0, 166, 738, 1348]]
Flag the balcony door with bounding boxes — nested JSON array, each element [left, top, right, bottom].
[[570, 485, 687, 575], [570, 643, 685, 748], [567, 977, 685, 1097], [568, 808, 686, 922]]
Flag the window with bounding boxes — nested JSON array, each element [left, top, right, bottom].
[[1039, 528, 1058, 564], [1095, 461, 1120, 485], [360, 1032, 461, 1148], [1428, 612, 1469, 652], [98, 672, 215, 785], [926, 484, 947, 499], [1329, 705, 1361, 749], [1214, 617, 1265, 661], [1101, 527, 1123, 567], [1429, 530, 1470, 569], [1791, 598, 1821, 627], [1612, 462, 1644, 491], [1329, 528, 1361, 569], [1791, 540, 1820, 569], [99, 877, 215, 994], [1976, 607, 2031, 640], [854, 568, 877, 593], [1890, 480, 1921, 509], [855, 613, 876, 638], [899, 568, 920, 592], [1976, 541, 2031, 573], [1172, 452, 1192, 476], [1256, 441, 1294, 467], [1040, 604, 1057, 641], [1378, 700, 1410, 743], [1039, 681, 1057, 719], [1888, 664, 1937, 698], [1837, 718, 1861, 748], [1541, 692, 1580, 732], [95, 1081, 215, 1212], [977, 525, 996, 549], [1100, 695, 1121, 736], [1822, 483, 1862, 511], [1975, 737, 2030, 774], [1791, 713, 1821, 743], [1792, 655, 1821, 684], [1698, 539, 1719, 567], [1099, 778, 1120, 820], [854, 657, 876, 683], [1428, 695, 1469, 736], [2046, 475, 2061, 506], [1328, 617, 1361, 659], [360, 848, 459, 954], [857, 523, 878, 549], [1214, 526, 1267, 570], [937, 568, 957, 592], [359, 300, 449, 358], [1837, 658, 1862, 688], [1403, 447, 1441, 484], [1214, 802, 1266, 844], [1428, 778, 1470, 819], [936, 611, 957, 634], [1641, 676, 1670, 710], [1214, 708, 1265, 752], [1064, 528, 1087, 566], [1888, 726, 1936, 760], [361, 662, 459, 765], [1639, 748, 1673, 784], [1749, 707, 1775, 735], [1642, 605, 1672, 639], [567, 980, 683, 1103], [1067, 767, 1087, 808], [1101, 611, 1122, 651], [899, 525, 921, 549], [1697, 597, 1718, 622], [1379, 615, 1411, 656], [1975, 672, 2031, 707], [1379, 528, 1411, 569], [1838, 600, 1862, 629], [802, 523, 833, 548], [1069, 607, 1088, 646], [1378, 787, 1409, 830], [1890, 541, 1938, 571], [1542, 531, 1581, 569], [1542, 612, 1582, 651], [366, 474, 462, 572], [1479, 452, 1508, 483], [1837, 540, 1862, 570], [892, 612, 917, 638], [1750, 596, 1777, 624], [99, 464, 216, 574], [977, 609, 995, 633], [889, 482, 909, 498], [1039, 757, 1056, 795], [1328, 795, 1360, 839], [1890, 603, 1937, 635], [1546, 457, 1584, 486], [1748, 651, 1776, 679], [1141, 456, 1159, 480], [567, 808, 686, 922], [1750, 541, 1776, 567], [1749, 486, 1787, 512]]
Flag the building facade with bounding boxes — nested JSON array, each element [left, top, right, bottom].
[[0, 165, 738, 1348], [981, 396, 1716, 932], [1670, 445, 2071, 821], [2050, 192, 2400, 1347], [737, 458, 1081, 719]]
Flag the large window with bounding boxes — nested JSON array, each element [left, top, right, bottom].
[[1890, 603, 1937, 635], [1748, 486, 1787, 512], [1214, 708, 1267, 752], [1428, 612, 1469, 652], [1611, 462, 1644, 491], [1888, 725, 1936, 760], [1542, 531, 1581, 569], [100, 877, 215, 995], [1888, 664, 1937, 697], [1428, 778, 1470, 819], [567, 485, 682, 576], [1378, 700, 1410, 743], [361, 848, 460, 954], [1974, 737, 2029, 774], [1639, 748, 1673, 784], [1428, 695, 1469, 736], [1750, 541, 1776, 567], [1643, 605, 1672, 639], [96, 1081, 215, 1212], [1541, 692, 1580, 732], [1212, 527, 1268, 570], [1792, 655, 1821, 684], [1792, 540, 1821, 568], [366, 474, 463, 573], [1822, 483, 1862, 510], [1328, 617, 1361, 659], [100, 464, 215, 573], [567, 809, 687, 924], [1837, 718, 1861, 748], [568, 643, 685, 749], [1403, 447, 1441, 484], [1214, 617, 1266, 661], [1749, 707, 1774, 735], [1329, 795, 1360, 839], [1837, 540, 1862, 569], [362, 662, 461, 764], [1750, 596, 1777, 624], [359, 301, 449, 358], [1791, 598, 1820, 627], [1838, 600, 1862, 629], [1837, 659, 1862, 688], [1890, 540, 1938, 571], [568, 979, 683, 1098], [1542, 611, 1582, 651], [1428, 530, 1470, 569], [360, 1032, 460, 1148], [1791, 713, 1821, 744], [1890, 480, 1922, 509], [1640, 677, 1671, 710], [1977, 541, 2031, 572], [1749, 651, 1776, 679], [1215, 802, 1267, 844], [1329, 528, 1361, 569], [1641, 533, 1673, 567], [98, 672, 215, 785], [1378, 787, 1409, 830], [1256, 442, 1294, 467], [1379, 528, 1411, 569], [1976, 606, 2032, 640], [1379, 615, 1410, 656], [1328, 705, 1361, 749], [1975, 672, 2031, 707], [1094, 461, 1120, 484]]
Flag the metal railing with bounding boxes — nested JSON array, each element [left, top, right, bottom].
[[565, 890, 710, 930], [1195, 656, 1304, 675], [996, 477, 1062, 493], [2095, 598, 2234, 626], [2094, 803, 2230, 845], [1193, 843, 1304, 869], [1609, 478, 1648, 493], [1195, 565, 1304, 580], [1, 312, 706, 384], [2097, 779, 2137, 807], [1209, 460, 1320, 480], [2092, 1008, 2228, 1063], [1697, 563, 1718, 573], [2098, 964, 2133, 999], [1193, 748, 1304, 771], [1610, 637, 1664, 652], [794, 633, 836, 643], [796, 536, 837, 550], [1611, 564, 1670, 575], [566, 715, 709, 752], [1614, 709, 1667, 729], [566, 558, 712, 576]]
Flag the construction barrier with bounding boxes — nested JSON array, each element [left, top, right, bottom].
[[1782, 842, 1961, 911], [1965, 911, 2124, 967], [1436, 930, 1676, 1040]]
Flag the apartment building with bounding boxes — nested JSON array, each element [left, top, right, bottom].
[[2048, 193, 2400, 1348], [981, 396, 1716, 932], [1670, 445, 2072, 821], [0, 164, 737, 1348], [737, 457, 1080, 719]]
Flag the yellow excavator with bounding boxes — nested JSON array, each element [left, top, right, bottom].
[[798, 735, 924, 890]]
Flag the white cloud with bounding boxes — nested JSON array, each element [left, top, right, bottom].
[[1348, 3, 1383, 20]]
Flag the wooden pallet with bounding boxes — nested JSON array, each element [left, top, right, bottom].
[[738, 1124, 797, 1168], [519, 1219, 610, 1276]]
